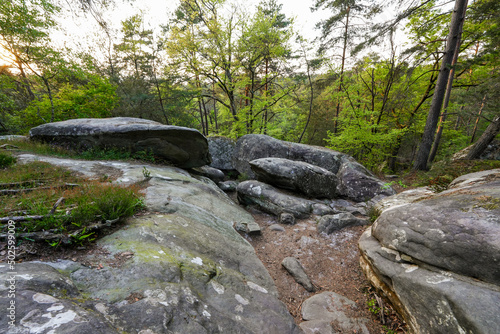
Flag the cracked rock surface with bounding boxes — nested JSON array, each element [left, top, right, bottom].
[[359, 168, 500, 334]]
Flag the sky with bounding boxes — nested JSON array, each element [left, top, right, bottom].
[[0, 0, 402, 68]]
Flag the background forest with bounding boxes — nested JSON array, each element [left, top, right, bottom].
[[0, 0, 498, 172]]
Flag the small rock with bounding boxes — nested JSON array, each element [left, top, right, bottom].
[[269, 224, 285, 232], [218, 180, 238, 192], [281, 257, 315, 292], [299, 319, 337, 334], [312, 203, 335, 216], [301, 291, 369, 334], [317, 213, 368, 234], [279, 212, 296, 225]]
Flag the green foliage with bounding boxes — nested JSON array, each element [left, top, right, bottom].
[[0, 161, 145, 239], [0, 152, 16, 169], [16, 77, 118, 132]]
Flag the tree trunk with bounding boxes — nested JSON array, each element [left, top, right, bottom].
[[470, 95, 486, 143], [465, 115, 500, 160], [333, 6, 350, 134], [413, 0, 468, 171], [428, 27, 463, 163]]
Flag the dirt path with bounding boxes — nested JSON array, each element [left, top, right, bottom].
[[241, 207, 405, 333]]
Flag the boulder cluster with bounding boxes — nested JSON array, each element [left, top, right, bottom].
[[209, 134, 395, 226]]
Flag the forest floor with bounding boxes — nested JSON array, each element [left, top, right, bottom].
[[241, 207, 406, 334]]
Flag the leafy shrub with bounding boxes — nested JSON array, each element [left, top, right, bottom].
[[0, 152, 16, 169]]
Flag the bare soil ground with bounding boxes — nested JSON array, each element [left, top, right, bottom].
[[241, 207, 406, 334]]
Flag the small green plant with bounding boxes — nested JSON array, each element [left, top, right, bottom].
[[71, 227, 96, 245], [367, 298, 381, 315], [142, 166, 151, 179], [0, 152, 17, 169], [237, 172, 249, 182], [382, 180, 407, 190], [368, 206, 382, 223]]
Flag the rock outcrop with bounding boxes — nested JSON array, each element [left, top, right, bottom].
[[359, 169, 500, 334], [208, 136, 236, 170], [1, 154, 299, 334], [29, 117, 211, 168], [250, 157, 338, 199], [233, 134, 394, 202]]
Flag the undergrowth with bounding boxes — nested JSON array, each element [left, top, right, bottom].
[[0, 138, 157, 163], [0, 159, 145, 245]]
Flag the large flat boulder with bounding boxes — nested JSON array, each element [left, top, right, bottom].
[[250, 157, 338, 199], [29, 117, 211, 168], [359, 169, 500, 334], [1, 155, 299, 334]]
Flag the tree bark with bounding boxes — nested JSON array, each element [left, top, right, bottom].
[[428, 27, 463, 163], [413, 0, 468, 171], [465, 115, 500, 160]]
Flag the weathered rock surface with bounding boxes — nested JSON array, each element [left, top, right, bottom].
[[281, 257, 315, 292], [300, 292, 369, 334], [208, 136, 236, 170], [189, 165, 225, 183], [233, 134, 346, 178], [359, 168, 500, 334], [1, 154, 300, 334], [250, 157, 338, 199], [237, 180, 315, 218], [29, 117, 211, 168], [317, 213, 368, 234], [233, 134, 393, 202], [336, 160, 395, 202]]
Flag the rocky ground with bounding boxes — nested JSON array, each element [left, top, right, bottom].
[[242, 208, 406, 333]]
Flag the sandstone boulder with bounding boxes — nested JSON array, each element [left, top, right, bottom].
[[208, 136, 236, 170], [233, 134, 345, 178], [29, 117, 211, 168], [237, 180, 315, 218], [250, 157, 338, 199], [359, 168, 500, 334], [1, 154, 300, 334], [336, 159, 395, 202], [233, 134, 393, 202]]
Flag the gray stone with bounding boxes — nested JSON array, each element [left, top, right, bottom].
[[269, 224, 285, 232], [218, 180, 238, 192], [208, 136, 236, 170], [317, 213, 369, 234], [233, 134, 346, 178], [301, 291, 369, 334], [299, 319, 338, 334], [281, 257, 315, 292], [250, 157, 338, 199], [279, 212, 296, 225], [233, 134, 392, 202], [0, 135, 27, 141], [237, 180, 315, 218], [189, 165, 225, 183], [3, 154, 299, 334], [359, 169, 500, 334], [452, 139, 500, 161], [336, 160, 395, 202], [312, 203, 335, 216], [29, 117, 211, 168]]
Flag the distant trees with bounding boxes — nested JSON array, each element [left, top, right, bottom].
[[0, 0, 498, 171]]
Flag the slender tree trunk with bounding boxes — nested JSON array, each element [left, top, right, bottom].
[[470, 95, 486, 143], [466, 115, 500, 159], [428, 27, 463, 163], [413, 0, 468, 171], [299, 46, 314, 143], [333, 6, 350, 134]]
